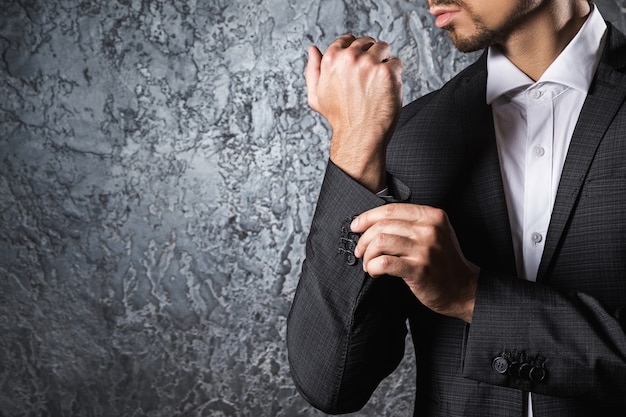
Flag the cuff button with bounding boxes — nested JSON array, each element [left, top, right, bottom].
[[529, 366, 547, 383], [508, 361, 522, 377], [492, 356, 509, 374], [519, 363, 532, 380]]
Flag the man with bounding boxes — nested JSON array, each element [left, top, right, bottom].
[[287, 0, 626, 415]]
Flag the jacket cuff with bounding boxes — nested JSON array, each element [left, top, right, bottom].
[[462, 269, 550, 391]]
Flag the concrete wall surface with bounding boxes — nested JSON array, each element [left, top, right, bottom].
[[1, 1, 624, 416]]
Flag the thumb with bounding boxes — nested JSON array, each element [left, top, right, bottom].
[[305, 45, 322, 112]]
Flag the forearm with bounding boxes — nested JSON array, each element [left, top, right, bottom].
[[287, 161, 410, 413]]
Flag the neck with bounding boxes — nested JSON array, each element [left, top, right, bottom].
[[498, 1, 592, 81]]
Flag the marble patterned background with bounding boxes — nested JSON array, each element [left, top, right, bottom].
[[1, 0, 624, 416]]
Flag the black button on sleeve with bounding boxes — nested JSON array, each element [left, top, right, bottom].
[[338, 216, 360, 266], [508, 361, 522, 378], [492, 356, 509, 374], [529, 366, 547, 383], [518, 363, 532, 380]]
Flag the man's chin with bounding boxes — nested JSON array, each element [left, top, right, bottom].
[[445, 28, 493, 53]]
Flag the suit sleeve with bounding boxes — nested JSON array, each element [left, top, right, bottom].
[[462, 269, 626, 406], [286, 161, 413, 414]]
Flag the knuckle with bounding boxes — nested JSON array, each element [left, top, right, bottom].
[[325, 49, 356, 68], [429, 207, 448, 225], [380, 255, 393, 270], [343, 49, 360, 64], [358, 36, 376, 45], [321, 49, 337, 66], [361, 53, 378, 67], [374, 232, 388, 248], [373, 219, 394, 236], [384, 203, 397, 216], [377, 40, 390, 48]]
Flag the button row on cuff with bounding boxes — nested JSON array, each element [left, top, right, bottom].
[[338, 216, 360, 266], [491, 350, 547, 384]]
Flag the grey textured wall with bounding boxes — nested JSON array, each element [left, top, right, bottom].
[[1, 1, 624, 416]]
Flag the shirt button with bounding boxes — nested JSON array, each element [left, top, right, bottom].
[[534, 146, 545, 157], [531, 232, 543, 244], [530, 89, 543, 99]]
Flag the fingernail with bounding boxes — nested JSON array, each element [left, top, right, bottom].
[[350, 216, 359, 230]]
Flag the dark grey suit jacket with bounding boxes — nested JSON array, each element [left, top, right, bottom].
[[287, 23, 626, 417]]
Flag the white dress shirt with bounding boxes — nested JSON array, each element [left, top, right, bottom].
[[486, 5, 607, 416]]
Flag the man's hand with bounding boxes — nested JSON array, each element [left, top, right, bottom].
[[305, 35, 403, 193], [351, 204, 480, 323]]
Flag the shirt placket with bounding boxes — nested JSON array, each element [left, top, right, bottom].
[[522, 85, 553, 282]]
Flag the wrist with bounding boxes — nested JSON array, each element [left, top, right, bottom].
[[329, 136, 387, 192]]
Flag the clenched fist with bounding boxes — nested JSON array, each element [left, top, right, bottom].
[[305, 35, 404, 193]]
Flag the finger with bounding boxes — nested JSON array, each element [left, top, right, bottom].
[[359, 232, 415, 268], [305, 45, 322, 111], [352, 40, 403, 72], [366, 40, 392, 60], [328, 34, 357, 49], [364, 253, 415, 278], [351, 203, 429, 233], [348, 36, 377, 51], [354, 218, 415, 258], [384, 56, 403, 67]]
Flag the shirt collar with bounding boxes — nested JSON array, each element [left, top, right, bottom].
[[486, 4, 607, 104]]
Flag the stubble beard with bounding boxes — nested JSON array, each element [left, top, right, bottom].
[[444, 19, 501, 52], [440, 0, 538, 53]]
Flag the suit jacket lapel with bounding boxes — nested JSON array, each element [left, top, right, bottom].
[[455, 55, 517, 275], [537, 25, 626, 282]]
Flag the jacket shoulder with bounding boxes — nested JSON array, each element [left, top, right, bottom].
[[397, 51, 488, 128]]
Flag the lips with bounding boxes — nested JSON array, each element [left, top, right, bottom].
[[429, 7, 461, 28]]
